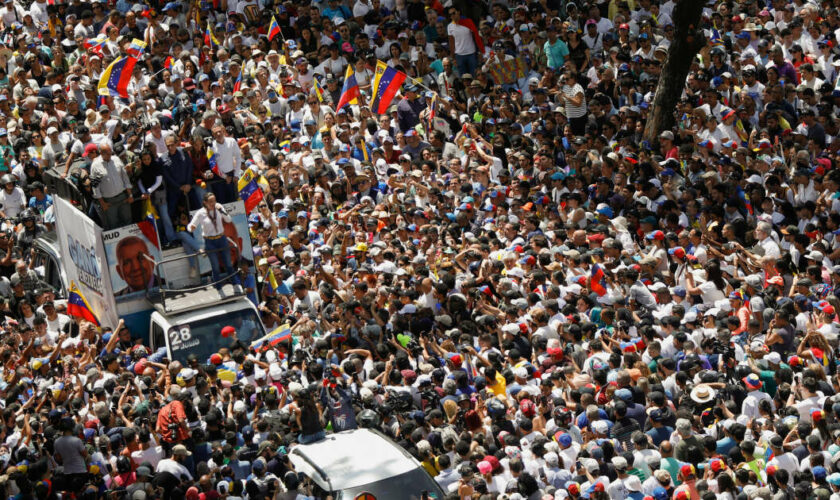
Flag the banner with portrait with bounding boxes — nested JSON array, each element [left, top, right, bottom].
[[102, 223, 164, 302]]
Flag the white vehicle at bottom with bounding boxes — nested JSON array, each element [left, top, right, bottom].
[[288, 428, 445, 499]]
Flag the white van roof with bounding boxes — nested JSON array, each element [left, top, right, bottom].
[[288, 429, 418, 490]]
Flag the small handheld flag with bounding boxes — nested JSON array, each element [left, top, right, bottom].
[[83, 34, 108, 52], [251, 324, 292, 352], [126, 38, 147, 59], [237, 168, 264, 214], [590, 264, 607, 297], [205, 21, 220, 48], [139, 199, 160, 249], [67, 281, 100, 326], [312, 77, 325, 103], [336, 64, 360, 111], [264, 269, 279, 295], [268, 16, 281, 41], [233, 68, 243, 93], [207, 148, 222, 177]]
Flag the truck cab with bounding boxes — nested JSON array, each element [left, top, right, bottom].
[[149, 292, 264, 364]]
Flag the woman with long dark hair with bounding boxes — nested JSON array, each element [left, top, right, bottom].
[[135, 147, 177, 245], [685, 259, 730, 305]]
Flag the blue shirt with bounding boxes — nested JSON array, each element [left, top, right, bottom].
[[716, 436, 737, 456], [544, 39, 569, 69], [28, 194, 53, 215], [646, 426, 673, 447]]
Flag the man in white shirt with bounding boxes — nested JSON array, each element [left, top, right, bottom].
[[210, 124, 242, 203], [0, 175, 25, 220], [188, 193, 242, 291], [741, 374, 774, 418], [792, 376, 826, 423], [155, 445, 193, 480], [755, 221, 781, 259]]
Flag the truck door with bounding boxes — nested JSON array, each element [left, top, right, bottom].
[[32, 248, 64, 297], [150, 320, 165, 358]]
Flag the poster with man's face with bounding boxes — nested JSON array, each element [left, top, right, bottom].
[[103, 224, 163, 301]]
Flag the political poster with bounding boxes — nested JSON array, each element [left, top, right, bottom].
[[54, 197, 119, 328], [102, 222, 164, 302]]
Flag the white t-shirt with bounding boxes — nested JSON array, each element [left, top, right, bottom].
[[0, 187, 26, 219], [447, 23, 476, 56], [698, 280, 726, 304], [131, 445, 165, 468], [155, 458, 192, 480]]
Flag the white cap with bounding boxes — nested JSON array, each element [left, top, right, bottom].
[[46, 127, 58, 135]]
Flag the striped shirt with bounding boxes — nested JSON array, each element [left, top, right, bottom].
[[562, 83, 587, 118]]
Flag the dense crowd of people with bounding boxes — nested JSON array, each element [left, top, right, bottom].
[[1, 0, 840, 498]]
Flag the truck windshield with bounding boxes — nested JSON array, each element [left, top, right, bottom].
[[167, 308, 264, 363], [337, 468, 444, 500]]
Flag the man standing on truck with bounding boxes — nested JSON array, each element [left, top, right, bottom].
[[90, 143, 133, 230], [188, 193, 242, 292]]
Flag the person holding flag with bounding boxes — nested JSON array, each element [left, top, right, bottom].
[[396, 81, 425, 133]]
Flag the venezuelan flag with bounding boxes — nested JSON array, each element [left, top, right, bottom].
[[126, 38, 147, 59], [736, 185, 753, 215], [205, 22, 220, 48], [590, 264, 607, 297], [264, 269, 279, 294], [98, 56, 138, 98], [252, 324, 292, 352], [164, 56, 173, 69], [138, 199, 160, 249], [83, 34, 108, 52], [268, 16, 281, 41], [237, 168, 264, 213], [279, 140, 290, 152], [811, 347, 829, 367], [361, 141, 369, 162], [336, 64, 360, 110], [735, 119, 749, 145], [370, 60, 407, 114], [233, 68, 242, 93], [207, 148, 222, 177], [312, 77, 325, 103], [710, 25, 724, 47], [67, 281, 100, 326]]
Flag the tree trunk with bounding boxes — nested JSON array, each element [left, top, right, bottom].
[[642, 0, 707, 142]]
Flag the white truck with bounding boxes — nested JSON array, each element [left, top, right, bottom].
[[33, 198, 266, 363]]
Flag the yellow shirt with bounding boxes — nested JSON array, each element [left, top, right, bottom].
[[487, 372, 507, 399]]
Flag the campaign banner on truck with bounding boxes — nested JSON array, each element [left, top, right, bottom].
[[102, 223, 164, 302], [54, 197, 119, 328]]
